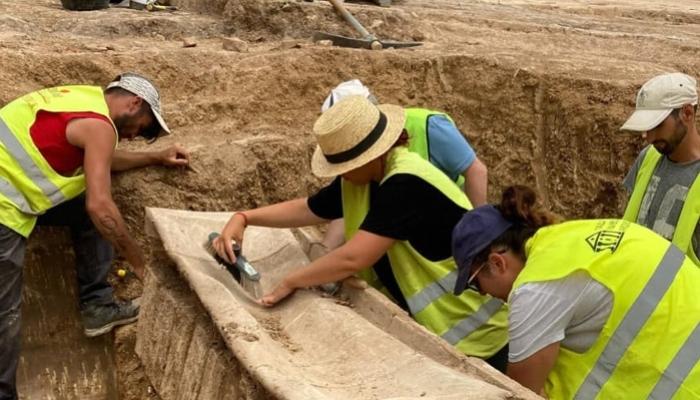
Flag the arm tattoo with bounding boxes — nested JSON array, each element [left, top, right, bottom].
[[98, 215, 130, 253]]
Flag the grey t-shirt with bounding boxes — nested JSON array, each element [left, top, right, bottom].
[[623, 145, 700, 255], [508, 271, 613, 362]]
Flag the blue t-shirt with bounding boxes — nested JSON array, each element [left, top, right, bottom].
[[426, 115, 476, 181]]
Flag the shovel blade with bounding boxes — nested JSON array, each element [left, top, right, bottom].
[[313, 31, 373, 49], [378, 39, 422, 49], [313, 31, 422, 49]]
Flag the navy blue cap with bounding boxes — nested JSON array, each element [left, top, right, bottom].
[[452, 205, 513, 295]]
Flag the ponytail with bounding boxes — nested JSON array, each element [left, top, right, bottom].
[[497, 185, 560, 229], [473, 186, 560, 264]]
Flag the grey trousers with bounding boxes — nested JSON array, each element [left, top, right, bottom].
[[0, 195, 115, 400]]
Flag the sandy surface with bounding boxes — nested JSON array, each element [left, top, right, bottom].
[[2, 0, 700, 398]]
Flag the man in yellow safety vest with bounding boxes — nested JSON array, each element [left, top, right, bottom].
[[0, 73, 190, 400], [621, 72, 700, 265]]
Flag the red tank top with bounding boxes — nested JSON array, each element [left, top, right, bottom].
[[30, 110, 111, 177]]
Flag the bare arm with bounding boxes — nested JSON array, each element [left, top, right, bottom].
[[260, 230, 395, 306], [66, 119, 146, 279], [507, 341, 560, 396], [213, 198, 328, 264], [111, 143, 190, 172], [463, 156, 488, 207]]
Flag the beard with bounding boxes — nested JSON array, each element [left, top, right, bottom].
[[112, 113, 133, 138], [653, 119, 687, 155]]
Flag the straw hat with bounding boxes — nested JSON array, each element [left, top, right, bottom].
[[311, 96, 405, 178]]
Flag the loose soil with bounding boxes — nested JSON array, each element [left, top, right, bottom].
[[2, 0, 700, 398]]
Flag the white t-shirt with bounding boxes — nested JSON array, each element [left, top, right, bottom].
[[508, 271, 613, 363]]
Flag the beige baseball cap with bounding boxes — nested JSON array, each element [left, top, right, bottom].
[[621, 72, 698, 132], [106, 72, 170, 136]]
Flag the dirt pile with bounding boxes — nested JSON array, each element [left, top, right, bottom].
[[3, 0, 700, 398]]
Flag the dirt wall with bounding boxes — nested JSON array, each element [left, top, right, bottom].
[[5, 1, 700, 399]]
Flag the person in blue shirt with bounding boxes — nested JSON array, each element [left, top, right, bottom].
[[320, 79, 488, 249]]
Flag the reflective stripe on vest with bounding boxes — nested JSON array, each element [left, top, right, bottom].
[[575, 245, 685, 399], [0, 85, 116, 237], [515, 219, 700, 399], [441, 297, 504, 345], [0, 175, 38, 215], [406, 269, 457, 314], [0, 117, 65, 213], [405, 264, 505, 345], [648, 323, 700, 400], [623, 146, 700, 265]]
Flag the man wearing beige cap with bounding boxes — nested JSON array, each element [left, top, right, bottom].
[[621, 72, 700, 264], [0, 72, 188, 400]]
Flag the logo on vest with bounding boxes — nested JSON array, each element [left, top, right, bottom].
[[586, 230, 624, 253]]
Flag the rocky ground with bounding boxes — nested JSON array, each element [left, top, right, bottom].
[[2, 0, 700, 398]]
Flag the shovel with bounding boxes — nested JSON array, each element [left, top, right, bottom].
[[314, 0, 421, 50], [129, 0, 177, 11]]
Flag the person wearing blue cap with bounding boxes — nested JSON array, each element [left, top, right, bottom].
[[452, 185, 700, 398], [214, 96, 509, 369]]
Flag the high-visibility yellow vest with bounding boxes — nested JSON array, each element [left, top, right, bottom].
[[0, 85, 116, 237], [342, 147, 508, 358], [404, 108, 466, 188], [514, 219, 700, 399], [623, 146, 700, 265]]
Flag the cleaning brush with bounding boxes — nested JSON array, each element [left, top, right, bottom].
[[204, 232, 262, 298]]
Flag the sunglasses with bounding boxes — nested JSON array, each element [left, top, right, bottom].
[[466, 261, 487, 292], [466, 248, 507, 292]]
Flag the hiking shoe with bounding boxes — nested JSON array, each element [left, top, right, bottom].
[[81, 299, 140, 337]]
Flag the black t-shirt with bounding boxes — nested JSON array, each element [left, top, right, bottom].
[[307, 175, 467, 310], [307, 175, 467, 261]]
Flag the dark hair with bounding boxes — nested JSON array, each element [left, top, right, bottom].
[[472, 185, 560, 265], [139, 111, 161, 143], [390, 130, 410, 148], [104, 86, 160, 142]]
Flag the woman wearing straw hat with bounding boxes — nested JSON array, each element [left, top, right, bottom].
[[317, 79, 489, 252], [451, 185, 700, 398], [213, 96, 509, 368]]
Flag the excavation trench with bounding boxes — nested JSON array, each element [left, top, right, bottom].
[[5, 0, 661, 399], [16, 50, 641, 399]]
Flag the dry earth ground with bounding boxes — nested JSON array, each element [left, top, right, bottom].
[[2, 0, 700, 398]]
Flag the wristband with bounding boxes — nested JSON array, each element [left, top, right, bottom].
[[235, 212, 248, 227]]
